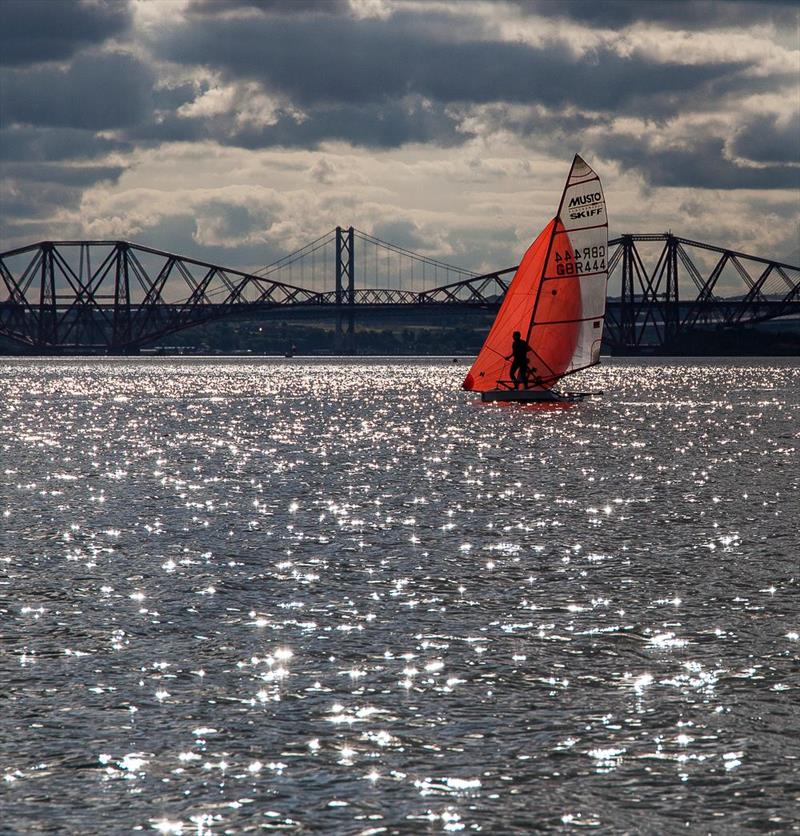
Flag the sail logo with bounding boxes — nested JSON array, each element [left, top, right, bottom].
[[568, 192, 604, 220], [568, 193, 602, 208]]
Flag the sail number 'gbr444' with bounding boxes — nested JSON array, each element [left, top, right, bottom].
[[463, 155, 608, 403]]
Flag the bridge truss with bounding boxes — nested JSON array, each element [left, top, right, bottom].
[[606, 235, 800, 351], [0, 240, 320, 353], [1, 229, 797, 353]]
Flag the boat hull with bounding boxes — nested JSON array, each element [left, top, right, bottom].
[[480, 388, 590, 403]]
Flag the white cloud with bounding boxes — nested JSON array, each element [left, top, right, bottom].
[[177, 78, 306, 129]]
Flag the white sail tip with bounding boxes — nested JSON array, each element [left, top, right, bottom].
[[571, 154, 593, 177]]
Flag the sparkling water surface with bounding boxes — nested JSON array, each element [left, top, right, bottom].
[[1, 357, 798, 834]]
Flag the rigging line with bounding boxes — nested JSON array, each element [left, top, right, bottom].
[[486, 346, 507, 359], [353, 229, 477, 275], [556, 360, 602, 380], [263, 238, 331, 269], [258, 237, 334, 272], [532, 355, 602, 388], [255, 229, 337, 275], [256, 247, 332, 278], [526, 346, 558, 382]]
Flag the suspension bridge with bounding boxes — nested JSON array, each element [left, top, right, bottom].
[[1, 227, 798, 354]]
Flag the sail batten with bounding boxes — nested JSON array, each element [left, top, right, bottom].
[[463, 155, 608, 393]]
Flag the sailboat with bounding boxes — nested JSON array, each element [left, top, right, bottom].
[[463, 154, 608, 403]]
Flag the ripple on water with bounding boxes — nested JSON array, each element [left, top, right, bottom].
[[0, 356, 798, 832]]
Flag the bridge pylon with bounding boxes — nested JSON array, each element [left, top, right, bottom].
[[335, 226, 355, 350]]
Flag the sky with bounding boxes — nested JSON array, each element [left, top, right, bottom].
[[1, 0, 798, 276]]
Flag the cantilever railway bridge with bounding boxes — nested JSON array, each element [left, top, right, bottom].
[[1, 227, 798, 354]]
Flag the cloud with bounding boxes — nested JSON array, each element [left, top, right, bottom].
[[523, 0, 799, 28], [0, 126, 129, 162], [311, 157, 336, 185], [732, 111, 800, 164], [152, 11, 746, 115], [370, 218, 430, 252], [1, 51, 156, 130], [187, 0, 351, 15], [193, 198, 274, 247], [1, 179, 91, 223], [0, 162, 124, 245], [128, 93, 462, 151], [2, 162, 125, 187], [0, 0, 797, 272], [594, 135, 800, 190], [0, 0, 131, 66]]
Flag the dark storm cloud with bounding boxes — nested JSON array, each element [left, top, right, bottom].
[[1, 162, 123, 245], [152, 13, 746, 113], [706, 71, 800, 102], [234, 100, 462, 149], [0, 1, 777, 156], [594, 136, 800, 190], [0, 180, 90, 221], [470, 105, 613, 151], [128, 97, 463, 151], [3, 162, 124, 187], [0, 51, 155, 131], [524, 0, 798, 28], [732, 112, 800, 164], [0, 0, 130, 66], [0, 51, 155, 130], [0, 126, 129, 162], [0, 218, 57, 244], [152, 81, 200, 113]]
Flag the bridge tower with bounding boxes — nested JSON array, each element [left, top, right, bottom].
[[664, 234, 680, 346], [112, 243, 132, 352], [335, 226, 355, 349], [619, 234, 636, 349], [37, 243, 57, 347]]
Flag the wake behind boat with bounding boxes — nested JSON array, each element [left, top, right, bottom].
[[462, 155, 608, 403]]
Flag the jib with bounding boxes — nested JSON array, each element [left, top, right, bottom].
[[569, 193, 602, 208]]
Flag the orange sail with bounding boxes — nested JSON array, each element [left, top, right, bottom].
[[463, 155, 607, 393]]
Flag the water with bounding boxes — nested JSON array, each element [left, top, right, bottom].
[[1, 357, 798, 834]]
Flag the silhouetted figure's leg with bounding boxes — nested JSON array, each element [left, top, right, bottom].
[[510, 361, 522, 389]]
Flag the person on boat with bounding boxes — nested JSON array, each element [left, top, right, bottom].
[[506, 331, 531, 389]]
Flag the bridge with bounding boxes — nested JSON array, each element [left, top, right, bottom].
[[1, 227, 798, 354]]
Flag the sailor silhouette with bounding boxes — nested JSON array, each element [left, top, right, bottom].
[[506, 331, 531, 389]]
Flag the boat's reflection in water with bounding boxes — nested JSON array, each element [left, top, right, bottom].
[[471, 397, 579, 410]]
